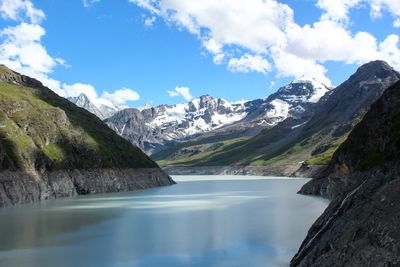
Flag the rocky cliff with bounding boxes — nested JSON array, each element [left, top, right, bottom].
[[0, 65, 174, 207], [292, 80, 400, 266]]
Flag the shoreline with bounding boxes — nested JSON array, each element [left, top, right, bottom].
[[163, 165, 327, 178]]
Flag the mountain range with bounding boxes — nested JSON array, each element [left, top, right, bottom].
[[99, 76, 330, 155], [152, 61, 400, 175]]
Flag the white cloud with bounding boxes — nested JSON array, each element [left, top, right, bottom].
[[228, 54, 271, 74], [202, 38, 225, 64], [144, 16, 156, 26], [168, 86, 193, 101], [0, 23, 57, 74], [0, 2, 65, 94], [369, 0, 400, 18], [316, 0, 400, 24], [101, 88, 140, 105], [0, 21, 72, 98], [285, 20, 381, 64], [83, 0, 100, 8], [0, 0, 140, 110], [63, 83, 99, 100], [58, 83, 140, 108], [271, 47, 332, 86], [395, 18, 400, 28], [379, 34, 400, 62], [130, 0, 400, 84], [0, 0, 45, 24], [284, 20, 400, 71], [316, 0, 362, 23]]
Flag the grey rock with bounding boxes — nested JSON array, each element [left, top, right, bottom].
[[0, 168, 174, 208], [292, 79, 400, 266]]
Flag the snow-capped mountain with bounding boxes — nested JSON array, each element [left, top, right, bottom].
[[105, 95, 250, 154], [105, 77, 332, 154], [238, 76, 332, 128], [68, 93, 120, 120]]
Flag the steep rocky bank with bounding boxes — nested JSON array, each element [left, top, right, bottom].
[[0, 65, 174, 207], [0, 168, 173, 207], [292, 80, 400, 266]]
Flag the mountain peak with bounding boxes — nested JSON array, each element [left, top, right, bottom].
[[199, 94, 212, 98], [273, 76, 331, 104], [198, 94, 215, 103], [292, 75, 331, 89], [293, 75, 321, 84], [357, 60, 393, 73], [136, 103, 153, 111], [76, 93, 90, 100], [348, 60, 399, 85], [68, 93, 119, 120], [69, 93, 92, 105]]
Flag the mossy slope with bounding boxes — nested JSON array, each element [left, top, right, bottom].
[[0, 65, 157, 172]]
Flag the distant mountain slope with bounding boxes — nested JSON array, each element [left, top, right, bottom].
[[0, 65, 174, 207], [68, 93, 119, 120], [155, 61, 400, 175], [292, 80, 400, 267], [112, 77, 330, 155]]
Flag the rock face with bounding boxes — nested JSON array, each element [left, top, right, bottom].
[[0, 65, 174, 208], [68, 93, 119, 120], [292, 80, 400, 266], [154, 61, 400, 170], [106, 78, 330, 155], [0, 169, 172, 207]]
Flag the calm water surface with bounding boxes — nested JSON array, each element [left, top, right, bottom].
[[0, 176, 328, 267]]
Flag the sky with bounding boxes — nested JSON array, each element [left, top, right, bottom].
[[0, 0, 399, 108]]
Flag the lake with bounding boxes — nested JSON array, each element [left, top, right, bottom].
[[0, 176, 328, 267]]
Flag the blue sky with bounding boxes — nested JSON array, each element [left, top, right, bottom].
[[0, 0, 399, 108]]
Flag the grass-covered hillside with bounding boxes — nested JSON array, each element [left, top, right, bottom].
[[0, 65, 157, 172]]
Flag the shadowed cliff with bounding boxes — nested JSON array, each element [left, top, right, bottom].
[[292, 80, 400, 266]]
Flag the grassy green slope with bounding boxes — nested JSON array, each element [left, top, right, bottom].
[[0, 66, 157, 171]]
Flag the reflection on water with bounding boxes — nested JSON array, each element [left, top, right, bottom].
[[0, 176, 328, 267]]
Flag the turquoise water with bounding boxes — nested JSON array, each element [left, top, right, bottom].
[[0, 176, 328, 267]]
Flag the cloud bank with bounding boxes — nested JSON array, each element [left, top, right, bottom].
[[129, 0, 400, 85]]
